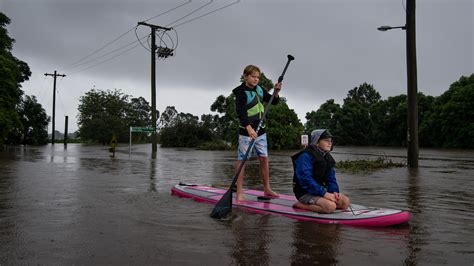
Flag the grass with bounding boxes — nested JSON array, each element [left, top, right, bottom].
[[335, 156, 405, 173]]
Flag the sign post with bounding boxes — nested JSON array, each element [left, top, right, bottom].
[[301, 134, 308, 147], [129, 127, 157, 157]]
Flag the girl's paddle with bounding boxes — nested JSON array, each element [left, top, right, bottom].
[[210, 54, 295, 219]]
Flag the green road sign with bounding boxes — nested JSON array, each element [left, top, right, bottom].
[[131, 127, 156, 133]]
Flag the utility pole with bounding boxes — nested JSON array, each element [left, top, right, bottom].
[[406, 0, 418, 168], [377, 0, 418, 168], [64, 116, 69, 146], [137, 21, 173, 158], [44, 70, 66, 145]]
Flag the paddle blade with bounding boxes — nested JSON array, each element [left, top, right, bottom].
[[210, 189, 233, 219]]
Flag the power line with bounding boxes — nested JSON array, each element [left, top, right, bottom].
[[136, 26, 152, 52], [171, 0, 240, 28], [67, 43, 141, 75], [67, 31, 147, 71], [143, 0, 192, 22], [60, 0, 192, 70], [62, 27, 136, 70], [62, 0, 239, 75], [165, 0, 214, 27]]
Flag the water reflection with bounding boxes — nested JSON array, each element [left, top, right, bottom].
[[149, 159, 156, 192], [290, 222, 341, 265], [230, 215, 270, 265], [405, 168, 423, 265], [407, 168, 421, 213], [0, 163, 15, 263]]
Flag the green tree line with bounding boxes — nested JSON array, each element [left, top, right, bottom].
[[305, 77, 473, 148], [156, 74, 473, 149]]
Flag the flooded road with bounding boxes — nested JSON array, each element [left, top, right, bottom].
[[1, 144, 473, 265]]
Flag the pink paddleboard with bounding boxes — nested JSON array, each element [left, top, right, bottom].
[[171, 184, 410, 227]]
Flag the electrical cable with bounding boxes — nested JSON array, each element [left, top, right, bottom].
[[136, 26, 151, 52], [68, 30, 148, 70], [171, 0, 240, 28], [60, 0, 191, 70], [62, 0, 239, 74], [67, 43, 141, 75], [62, 27, 136, 70], [165, 0, 214, 27], [142, 0, 192, 22]]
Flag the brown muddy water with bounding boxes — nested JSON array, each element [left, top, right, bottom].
[[0, 144, 473, 265]]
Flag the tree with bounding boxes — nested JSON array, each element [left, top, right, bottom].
[[305, 99, 342, 137], [210, 94, 238, 144], [158, 106, 213, 148], [371, 95, 407, 146], [158, 106, 178, 129], [159, 122, 213, 148], [0, 13, 31, 144], [176, 112, 199, 125], [18, 95, 50, 145], [415, 92, 436, 147], [338, 83, 381, 145], [77, 89, 151, 144], [127, 96, 152, 143], [266, 101, 304, 149], [346, 82, 381, 108], [421, 74, 474, 148], [200, 113, 220, 136], [127, 97, 151, 127]]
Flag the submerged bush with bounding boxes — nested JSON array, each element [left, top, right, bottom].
[[336, 156, 405, 173]]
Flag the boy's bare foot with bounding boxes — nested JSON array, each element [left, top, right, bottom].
[[264, 189, 279, 198], [292, 202, 304, 209], [236, 193, 246, 201], [293, 201, 325, 213], [293, 201, 306, 209]]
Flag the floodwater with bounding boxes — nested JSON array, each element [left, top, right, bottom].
[[0, 144, 473, 265]]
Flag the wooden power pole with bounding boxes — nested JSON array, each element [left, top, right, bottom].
[[406, 0, 419, 168], [137, 21, 173, 158], [44, 70, 66, 145]]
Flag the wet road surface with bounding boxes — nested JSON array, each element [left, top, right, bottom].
[[0, 144, 473, 265]]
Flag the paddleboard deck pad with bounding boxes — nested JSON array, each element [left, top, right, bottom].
[[171, 184, 410, 227]]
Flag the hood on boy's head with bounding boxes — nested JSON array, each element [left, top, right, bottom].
[[310, 129, 333, 146]]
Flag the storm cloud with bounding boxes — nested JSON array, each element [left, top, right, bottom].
[[3, 0, 472, 132]]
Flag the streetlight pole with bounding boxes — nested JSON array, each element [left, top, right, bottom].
[[405, 0, 419, 168], [378, 0, 418, 168]]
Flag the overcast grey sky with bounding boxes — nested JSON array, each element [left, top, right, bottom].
[[2, 0, 473, 133]]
